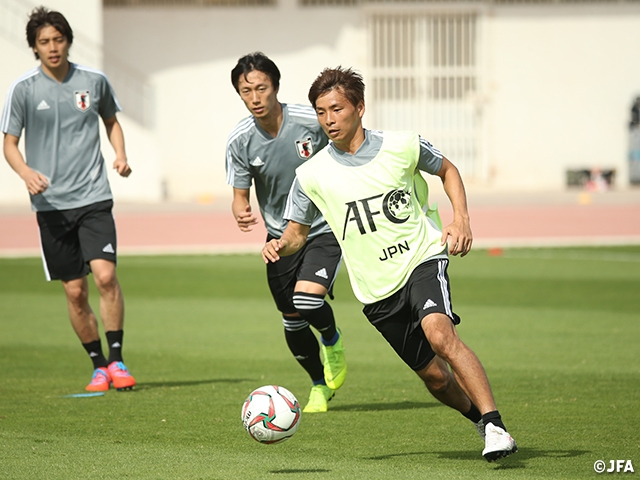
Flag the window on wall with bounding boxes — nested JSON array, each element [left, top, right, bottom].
[[368, 12, 482, 178], [370, 13, 477, 101], [298, 0, 358, 5]]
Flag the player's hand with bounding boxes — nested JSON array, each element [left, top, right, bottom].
[[113, 158, 132, 177], [262, 239, 283, 263], [236, 205, 259, 232], [22, 169, 49, 195], [440, 218, 473, 257]]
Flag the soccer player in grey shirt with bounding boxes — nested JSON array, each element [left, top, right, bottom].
[[226, 53, 347, 412], [1, 7, 136, 392]]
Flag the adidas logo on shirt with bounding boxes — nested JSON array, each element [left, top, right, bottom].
[[315, 268, 328, 279], [250, 156, 265, 167], [36, 100, 50, 110], [423, 299, 438, 310], [102, 243, 115, 254]]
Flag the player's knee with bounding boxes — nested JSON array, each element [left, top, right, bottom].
[[422, 316, 458, 359], [420, 364, 452, 394], [292, 291, 325, 315], [63, 281, 89, 307], [93, 269, 118, 292]]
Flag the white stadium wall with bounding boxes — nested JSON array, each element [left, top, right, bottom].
[[0, 0, 105, 207], [103, 3, 640, 200], [3, 2, 640, 207], [103, 5, 365, 203], [0, 0, 162, 207], [484, 6, 640, 191]]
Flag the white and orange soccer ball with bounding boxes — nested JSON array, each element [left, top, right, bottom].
[[241, 385, 301, 444]]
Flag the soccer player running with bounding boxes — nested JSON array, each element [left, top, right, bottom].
[[1, 7, 136, 392], [226, 53, 347, 413], [262, 67, 518, 461]]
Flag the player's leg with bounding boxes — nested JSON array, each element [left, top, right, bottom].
[[421, 312, 516, 460], [421, 313, 496, 414], [266, 236, 332, 412], [293, 233, 346, 391], [281, 311, 334, 413], [414, 259, 517, 461], [416, 356, 474, 414], [80, 200, 135, 390], [36, 207, 110, 391], [89, 259, 124, 334], [364, 295, 481, 425]]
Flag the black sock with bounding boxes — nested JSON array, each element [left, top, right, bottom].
[[106, 330, 124, 364], [482, 410, 507, 431], [462, 402, 482, 423], [82, 340, 108, 369], [283, 324, 324, 383], [293, 292, 337, 343]]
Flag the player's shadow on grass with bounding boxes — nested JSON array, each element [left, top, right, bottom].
[[366, 448, 589, 469], [133, 378, 250, 390], [330, 400, 439, 412]]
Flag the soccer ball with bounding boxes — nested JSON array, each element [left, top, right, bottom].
[[241, 385, 301, 444]]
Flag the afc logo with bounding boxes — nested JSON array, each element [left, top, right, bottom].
[[341, 189, 413, 262]]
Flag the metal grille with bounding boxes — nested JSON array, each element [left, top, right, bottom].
[[299, 0, 358, 5], [368, 12, 481, 178], [363, 0, 640, 3]]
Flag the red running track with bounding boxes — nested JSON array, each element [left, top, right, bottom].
[[1, 191, 639, 257]]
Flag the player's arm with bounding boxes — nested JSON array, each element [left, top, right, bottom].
[[102, 115, 131, 177], [262, 221, 310, 263], [262, 177, 316, 263], [232, 187, 259, 232], [435, 156, 472, 257], [3, 133, 48, 195]]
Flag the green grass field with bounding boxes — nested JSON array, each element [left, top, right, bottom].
[[1, 246, 639, 479]]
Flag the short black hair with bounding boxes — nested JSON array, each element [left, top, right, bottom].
[[26, 6, 73, 60], [231, 52, 280, 93]]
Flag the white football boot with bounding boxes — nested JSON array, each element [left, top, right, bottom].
[[482, 422, 518, 462]]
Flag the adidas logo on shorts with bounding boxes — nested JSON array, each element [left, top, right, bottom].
[[423, 299, 437, 310], [315, 268, 328, 279], [102, 243, 115, 254]]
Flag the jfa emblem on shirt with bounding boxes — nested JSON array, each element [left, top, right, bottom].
[[74, 91, 91, 112], [295, 137, 314, 159]]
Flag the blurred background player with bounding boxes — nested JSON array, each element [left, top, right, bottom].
[[225, 52, 346, 412], [1, 7, 136, 392], [262, 67, 517, 461]]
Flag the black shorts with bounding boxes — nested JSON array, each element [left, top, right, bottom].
[[266, 232, 342, 315], [362, 258, 461, 371], [36, 200, 117, 281]]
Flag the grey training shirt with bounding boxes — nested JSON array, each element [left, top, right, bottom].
[[225, 103, 331, 239], [1, 63, 120, 212]]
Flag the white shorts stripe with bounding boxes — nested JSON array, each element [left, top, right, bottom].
[[437, 259, 453, 318]]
